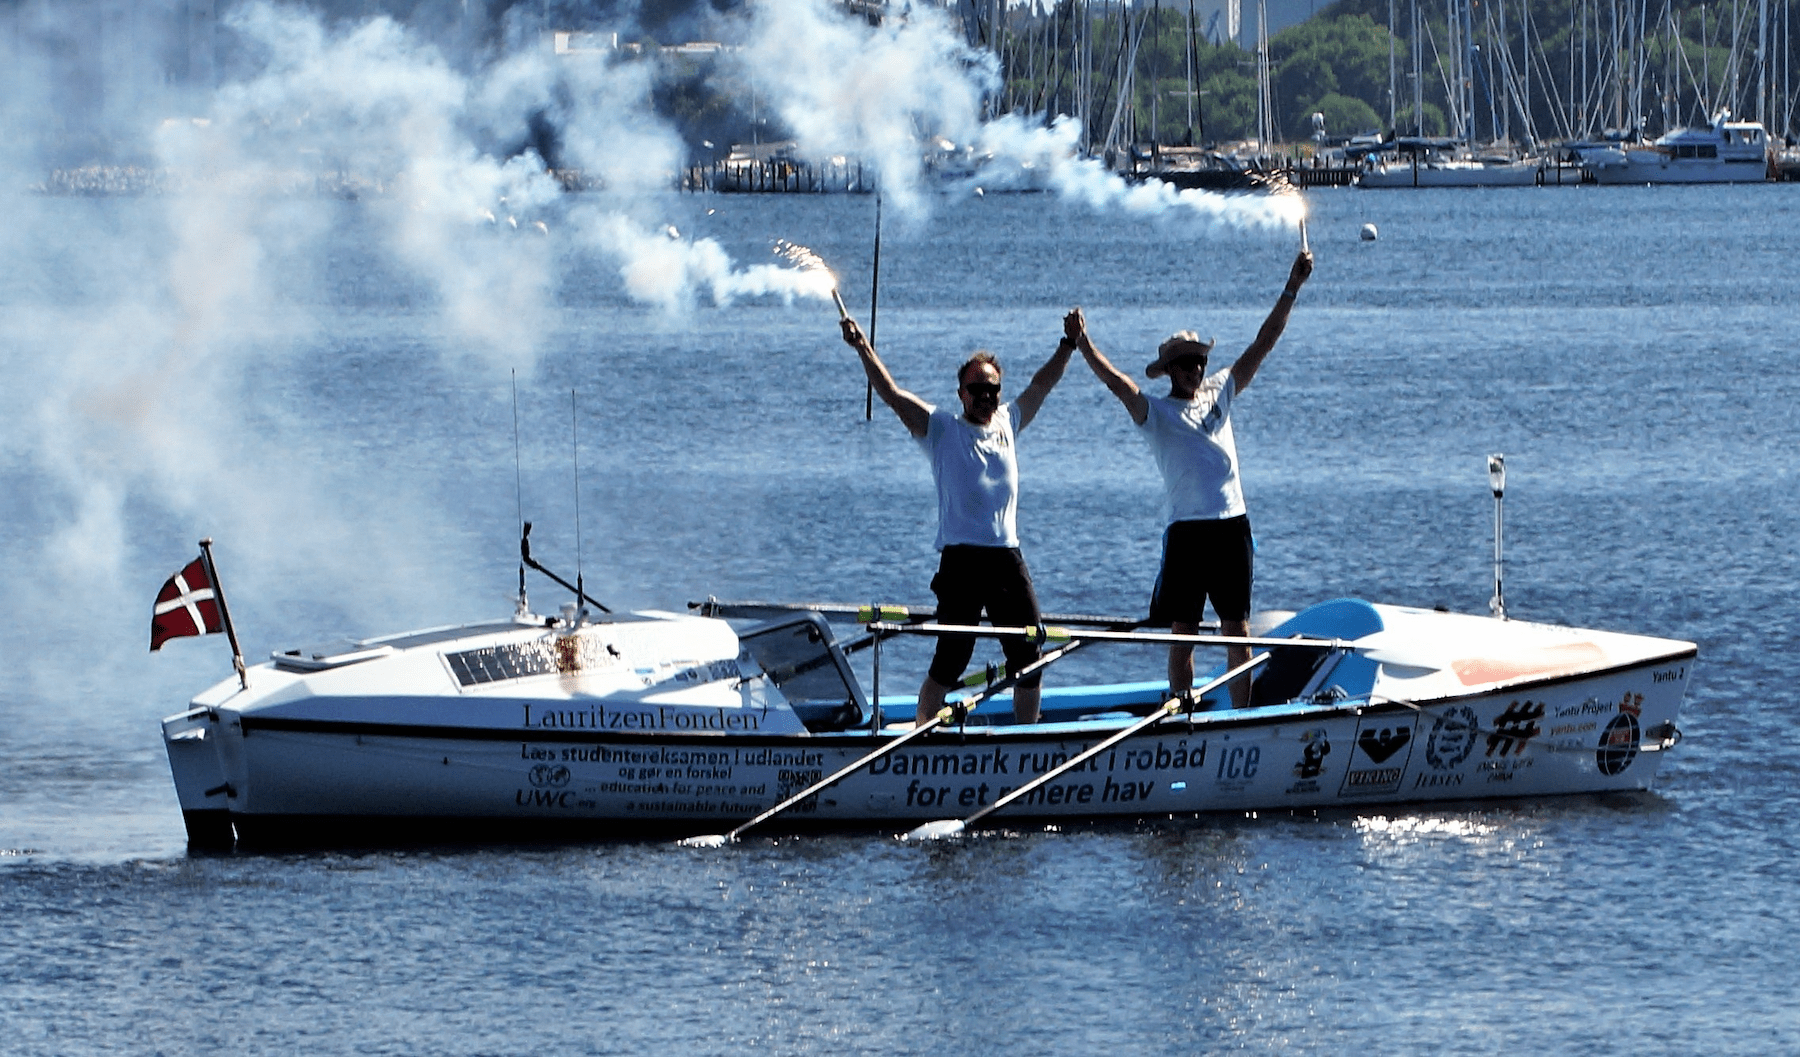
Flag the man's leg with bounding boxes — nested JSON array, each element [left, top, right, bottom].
[[1012, 683, 1041, 725], [1152, 524, 1200, 700], [923, 547, 979, 726], [990, 549, 1044, 725], [1214, 516, 1256, 709], [1221, 618, 1252, 708], [916, 677, 952, 726], [1168, 620, 1199, 697]]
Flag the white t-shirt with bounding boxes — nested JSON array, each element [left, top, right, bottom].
[[1138, 370, 1246, 524], [917, 404, 1022, 550]]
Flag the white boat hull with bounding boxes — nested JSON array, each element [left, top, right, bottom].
[[1581, 117, 1773, 184], [1587, 157, 1769, 184], [1358, 161, 1544, 187], [166, 637, 1692, 844]]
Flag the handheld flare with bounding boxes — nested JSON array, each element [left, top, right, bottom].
[[773, 240, 848, 320], [1300, 217, 1310, 255]]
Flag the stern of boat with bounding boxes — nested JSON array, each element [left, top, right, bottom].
[[162, 707, 235, 848]]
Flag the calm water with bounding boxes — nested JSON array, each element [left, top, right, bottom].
[[3, 184, 1799, 1053]]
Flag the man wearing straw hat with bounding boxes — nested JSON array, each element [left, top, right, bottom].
[[839, 317, 1077, 726], [1072, 249, 1313, 708]]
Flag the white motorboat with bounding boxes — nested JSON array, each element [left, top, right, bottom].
[[1579, 114, 1773, 184], [162, 584, 1694, 847]]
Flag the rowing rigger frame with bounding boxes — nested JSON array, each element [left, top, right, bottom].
[[679, 612, 1342, 845]]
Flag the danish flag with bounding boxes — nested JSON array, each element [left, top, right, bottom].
[[151, 556, 223, 651]]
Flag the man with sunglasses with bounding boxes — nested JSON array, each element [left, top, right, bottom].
[[1071, 249, 1314, 708], [839, 316, 1077, 725]]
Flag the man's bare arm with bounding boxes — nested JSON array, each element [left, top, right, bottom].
[[1071, 307, 1149, 425], [841, 318, 931, 437], [1230, 250, 1314, 393], [1013, 323, 1077, 430]]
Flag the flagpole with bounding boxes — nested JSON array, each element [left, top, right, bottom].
[[198, 538, 248, 690]]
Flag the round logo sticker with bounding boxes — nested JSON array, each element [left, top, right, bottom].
[[1425, 706, 1479, 770], [1596, 712, 1640, 776]]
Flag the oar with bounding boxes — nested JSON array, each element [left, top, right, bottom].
[[688, 598, 1157, 630], [677, 636, 1095, 848], [904, 651, 1270, 842], [869, 619, 1339, 652]]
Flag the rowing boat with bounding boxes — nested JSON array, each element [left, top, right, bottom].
[[161, 591, 1693, 847]]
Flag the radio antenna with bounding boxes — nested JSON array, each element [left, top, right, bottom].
[[1488, 453, 1506, 619], [512, 371, 528, 617], [571, 388, 586, 621]]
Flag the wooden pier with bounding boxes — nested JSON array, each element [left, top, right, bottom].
[[681, 158, 874, 193]]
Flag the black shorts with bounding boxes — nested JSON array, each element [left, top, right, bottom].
[[927, 545, 1044, 689], [1148, 515, 1254, 625]]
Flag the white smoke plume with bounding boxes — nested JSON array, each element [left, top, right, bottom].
[[728, 0, 1303, 231], [0, 0, 1301, 707], [973, 114, 1307, 229], [730, 0, 995, 214]]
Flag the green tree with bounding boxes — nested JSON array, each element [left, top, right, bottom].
[[1293, 92, 1383, 139], [1270, 13, 1399, 138], [1196, 70, 1260, 141]]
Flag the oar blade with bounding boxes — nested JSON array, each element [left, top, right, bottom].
[[902, 819, 966, 842], [677, 833, 732, 849]]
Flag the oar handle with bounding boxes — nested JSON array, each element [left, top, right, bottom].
[[957, 651, 1269, 831]]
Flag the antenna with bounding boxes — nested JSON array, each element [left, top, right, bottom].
[[512, 370, 528, 618], [1488, 453, 1506, 619], [571, 388, 585, 623]]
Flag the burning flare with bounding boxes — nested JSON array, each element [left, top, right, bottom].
[[773, 240, 849, 319]]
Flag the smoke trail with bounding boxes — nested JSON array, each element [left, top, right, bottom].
[[730, 0, 995, 214], [974, 115, 1307, 229], [725, 0, 1301, 231]]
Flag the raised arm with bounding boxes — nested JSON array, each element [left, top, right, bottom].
[[1013, 322, 1077, 430], [1071, 307, 1148, 426], [1229, 250, 1314, 393], [842, 318, 931, 437]]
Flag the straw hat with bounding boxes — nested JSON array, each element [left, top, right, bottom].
[[1145, 331, 1216, 378]]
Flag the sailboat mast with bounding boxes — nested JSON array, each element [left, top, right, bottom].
[[1257, 0, 1272, 151], [1186, 0, 1197, 143], [1756, 0, 1768, 125], [1414, 0, 1424, 133], [1389, 0, 1398, 131]]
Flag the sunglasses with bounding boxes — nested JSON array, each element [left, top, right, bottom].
[[962, 382, 1001, 399], [1169, 356, 1207, 372]]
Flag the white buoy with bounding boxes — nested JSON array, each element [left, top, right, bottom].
[[1360, 223, 1379, 241]]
